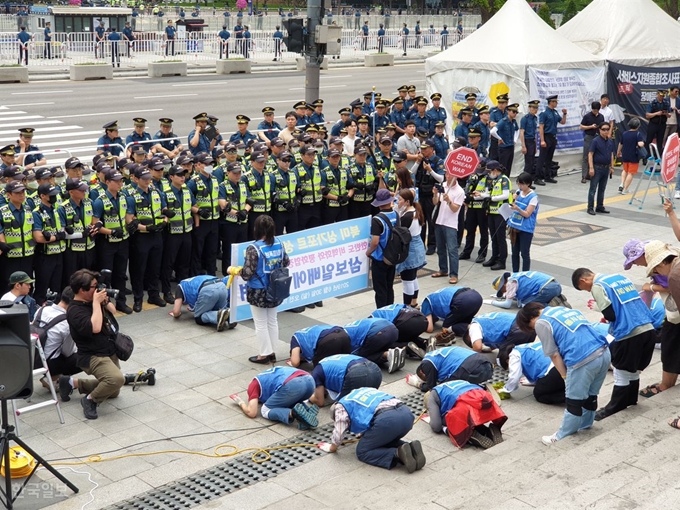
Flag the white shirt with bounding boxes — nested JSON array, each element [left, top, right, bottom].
[[1, 291, 20, 302], [501, 349, 554, 393], [669, 96, 678, 125], [342, 135, 356, 156], [600, 105, 613, 124], [36, 303, 76, 359], [435, 181, 465, 229]]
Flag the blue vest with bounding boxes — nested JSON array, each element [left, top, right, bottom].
[[423, 346, 474, 382], [369, 303, 407, 322], [540, 307, 608, 367], [344, 318, 392, 352], [508, 191, 538, 234], [319, 354, 363, 393], [255, 366, 300, 402], [433, 380, 479, 416], [293, 325, 338, 363], [651, 296, 665, 329], [248, 239, 284, 290], [511, 271, 553, 306], [594, 274, 654, 340], [515, 341, 551, 383], [177, 275, 219, 307], [425, 287, 464, 319], [591, 321, 611, 339], [339, 388, 394, 434], [471, 312, 516, 347], [372, 210, 398, 262]]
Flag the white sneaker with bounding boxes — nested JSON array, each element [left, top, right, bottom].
[[675, 191, 680, 199], [397, 347, 407, 369], [541, 433, 559, 446], [387, 348, 399, 373]]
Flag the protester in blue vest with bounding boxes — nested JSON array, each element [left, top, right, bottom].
[[572, 268, 656, 421], [421, 287, 483, 346], [491, 270, 565, 309], [289, 325, 352, 367], [369, 303, 429, 359], [343, 317, 402, 373], [406, 346, 493, 392], [424, 380, 506, 449], [310, 354, 382, 406], [230, 366, 319, 429], [169, 275, 231, 331], [366, 189, 399, 308], [516, 304, 611, 445], [318, 388, 426, 473], [498, 340, 565, 405], [508, 172, 539, 272], [463, 311, 535, 353]]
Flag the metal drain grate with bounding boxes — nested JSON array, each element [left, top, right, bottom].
[[105, 370, 509, 510]]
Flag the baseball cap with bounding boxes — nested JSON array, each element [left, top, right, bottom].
[[9, 271, 34, 285], [5, 181, 26, 193], [64, 157, 84, 169], [38, 183, 59, 196], [65, 178, 89, 192]]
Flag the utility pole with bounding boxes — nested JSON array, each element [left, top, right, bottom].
[[304, 0, 324, 103]]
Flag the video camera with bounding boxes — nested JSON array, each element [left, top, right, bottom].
[[97, 269, 119, 300], [124, 368, 156, 389]]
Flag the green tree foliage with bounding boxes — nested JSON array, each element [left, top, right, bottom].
[[470, 0, 507, 23], [537, 3, 555, 27], [562, 0, 578, 23]]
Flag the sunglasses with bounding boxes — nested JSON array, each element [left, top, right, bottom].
[[600, 127, 610, 131], [280, 158, 292, 163]]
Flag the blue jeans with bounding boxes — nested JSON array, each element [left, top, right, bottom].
[[435, 224, 459, 278], [522, 280, 562, 306], [193, 282, 228, 325], [340, 361, 382, 399], [557, 348, 611, 439], [262, 375, 315, 424], [511, 230, 533, 272], [356, 404, 414, 469], [588, 165, 610, 210]]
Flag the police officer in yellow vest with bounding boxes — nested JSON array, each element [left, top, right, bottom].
[[0, 181, 36, 293], [186, 152, 220, 276], [321, 147, 354, 224], [126, 166, 169, 312], [92, 169, 132, 314], [348, 145, 377, 219], [242, 151, 275, 240], [32, 183, 65, 304], [373, 135, 398, 193], [161, 165, 197, 304], [58, 178, 98, 290], [218, 161, 250, 275], [271, 150, 299, 235], [459, 164, 490, 264], [296, 145, 324, 230], [481, 160, 512, 271]]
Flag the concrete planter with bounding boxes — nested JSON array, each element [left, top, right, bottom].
[[216, 59, 252, 74], [0, 66, 28, 83], [364, 53, 394, 67], [296, 57, 329, 71], [69, 64, 112, 81], [148, 61, 187, 78]]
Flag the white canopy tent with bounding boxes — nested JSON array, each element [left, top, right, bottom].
[[558, 0, 680, 67]]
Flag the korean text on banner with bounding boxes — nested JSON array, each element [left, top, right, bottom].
[[230, 217, 372, 322], [528, 67, 606, 154]]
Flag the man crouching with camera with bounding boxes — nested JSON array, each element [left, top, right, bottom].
[[64, 269, 125, 420]]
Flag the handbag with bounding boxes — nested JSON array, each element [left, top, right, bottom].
[[112, 333, 134, 361], [637, 145, 648, 161]]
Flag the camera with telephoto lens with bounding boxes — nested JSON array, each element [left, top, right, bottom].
[[124, 368, 156, 386], [97, 269, 120, 300]]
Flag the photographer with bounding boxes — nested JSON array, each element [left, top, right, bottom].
[[65, 269, 125, 420]]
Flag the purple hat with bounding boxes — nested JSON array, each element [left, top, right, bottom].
[[371, 188, 393, 208], [623, 239, 648, 270]]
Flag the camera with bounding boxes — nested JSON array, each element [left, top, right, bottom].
[[433, 183, 445, 193], [97, 269, 120, 300], [45, 289, 58, 305], [124, 368, 156, 387]]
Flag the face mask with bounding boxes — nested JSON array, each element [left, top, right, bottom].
[[27, 180, 39, 190], [291, 147, 300, 154], [121, 168, 130, 177], [48, 195, 57, 205], [203, 165, 214, 174], [315, 147, 323, 154], [237, 149, 245, 157], [164, 164, 171, 172], [55, 176, 66, 185]]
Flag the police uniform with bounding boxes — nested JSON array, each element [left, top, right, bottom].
[[472, 105, 491, 157], [123, 23, 134, 57], [108, 28, 121, 67], [348, 147, 377, 219], [309, 99, 325, 125], [242, 152, 275, 239], [331, 107, 351, 137], [432, 122, 449, 160], [489, 94, 509, 160], [410, 97, 431, 135], [272, 26, 282, 60], [153, 118, 182, 158], [427, 93, 447, 135], [483, 162, 512, 270], [454, 108, 472, 142], [271, 154, 300, 235], [460, 169, 489, 263], [521, 100, 539, 175], [32, 184, 65, 304], [258, 107, 282, 142], [219, 26, 231, 59], [415, 141, 444, 252], [537, 95, 565, 182], [0, 181, 36, 292], [230, 115, 257, 145], [186, 153, 220, 276], [217, 162, 248, 275], [646, 89, 671, 153], [15, 128, 44, 169], [321, 148, 354, 224], [58, 179, 96, 290], [495, 103, 519, 177], [188, 112, 214, 156], [97, 121, 124, 157]]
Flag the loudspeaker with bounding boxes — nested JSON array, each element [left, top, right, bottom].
[[0, 302, 33, 400]]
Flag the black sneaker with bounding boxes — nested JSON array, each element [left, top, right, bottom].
[[596, 208, 610, 214], [58, 375, 73, 402], [148, 295, 167, 307], [81, 396, 98, 420], [133, 300, 142, 313], [487, 423, 504, 445], [426, 247, 436, 256], [482, 259, 496, 267], [545, 177, 557, 183], [459, 252, 471, 260], [315, 301, 323, 307], [117, 303, 133, 314], [288, 306, 305, 313], [587, 208, 596, 216], [474, 254, 486, 263], [467, 429, 494, 449], [163, 293, 175, 305], [534, 179, 546, 186]]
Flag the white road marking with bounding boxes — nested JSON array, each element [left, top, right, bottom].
[[133, 94, 199, 99], [288, 85, 346, 90], [263, 99, 303, 104], [11, 90, 73, 95], [0, 126, 82, 136], [0, 120, 62, 128], [47, 109, 163, 119], [0, 115, 43, 122], [0, 130, 101, 143], [171, 81, 225, 87], [1, 102, 55, 107]]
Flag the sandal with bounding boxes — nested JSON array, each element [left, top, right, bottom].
[[431, 272, 447, 278], [669, 416, 680, 430], [449, 277, 458, 284], [639, 383, 662, 398]]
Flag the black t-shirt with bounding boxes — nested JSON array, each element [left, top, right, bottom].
[[67, 300, 116, 366], [581, 112, 604, 137]]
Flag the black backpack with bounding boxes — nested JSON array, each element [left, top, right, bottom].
[[255, 241, 292, 305], [377, 213, 412, 266], [30, 306, 67, 363]]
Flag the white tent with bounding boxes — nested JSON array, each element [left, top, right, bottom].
[[558, 0, 680, 67]]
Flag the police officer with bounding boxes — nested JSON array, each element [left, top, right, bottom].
[[493, 103, 519, 176], [331, 108, 351, 137], [97, 121, 124, 157], [264, 138, 284, 173], [161, 165, 196, 303], [348, 145, 376, 219], [126, 118, 152, 157], [266, 150, 296, 235], [91, 169, 132, 314], [15, 128, 46, 170], [123, 21, 134, 57], [243, 151, 275, 237], [482, 160, 512, 271], [218, 25, 230, 59], [432, 121, 450, 160], [126, 167, 168, 312], [17, 25, 31, 65], [401, 22, 409, 56], [258, 107, 282, 144], [373, 100, 390, 132], [58, 178, 97, 290], [187, 152, 220, 276], [427, 93, 447, 135], [489, 94, 509, 160], [272, 25, 282, 61], [32, 183, 65, 304], [537, 95, 567, 185], [415, 139, 444, 255], [291, 145, 321, 231], [153, 118, 183, 159], [321, 147, 354, 224], [0, 181, 35, 292], [440, 24, 449, 50], [165, 19, 176, 56], [188, 112, 217, 156], [646, 89, 671, 154], [373, 136, 397, 193], [410, 97, 431, 136], [520, 100, 539, 176], [108, 27, 121, 68], [218, 161, 250, 275], [454, 108, 473, 142], [0, 144, 17, 172], [230, 115, 256, 146], [390, 97, 407, 137], [405, 85, 417, 112], [459, 164, 489, 264], [310, 99, 325, 125], [472, 105, 491, 157]]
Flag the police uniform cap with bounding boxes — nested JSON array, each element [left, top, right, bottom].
[[546, 95, 558, 102], [312, 99, 324, 107], [35, 182, 56, 197], [338, 107, 351, 115], [393, 151, 407, 163], [18, 127, 35, 137], [65, 178, 89, 192], [227, 162, 243, 173], [379, 135, 393, 144], [270, 137, 285, 147], [527, 100, 540, 107], [507, 103, 519, 112], [262, 106, 275, 114], [236, 115, 250, 124], [288, 139, 300, 148], [103, 121, 119, 130], [408, 85, 416, 91], [327, 148, 342, 158], [278, 151, 292, 160], [135, 167, 152, 179], [416, 127, 429, 137], [301, 146, 316, 156], [168, 165, 186, 176], [225, 142, 238, 152], [251, 151, 267, 162], [313, 140, 324, 148], [150, 160, 165, 171], [658, 89, 667, 95], [430, 93, 442, 101], [460, 107, 473, 115], [363, 91, 374, 98], [486, 160, 501, 170], [339, 127, 348, 135], [193, 112, 209, 121], [496, 94, 509, 102], [0, 144, 16, 157], [416, 97, 429, 105], [246, 139, 257, 148], [131, 146, 146, 155], [207, 115, 219, 124], [118, 158, 130, 168], [195, 152, 214, 164], [392, 97, 404, 105], [465, 92, 477, 100], [50, 167, 65, 178], [133, 117, 147, 126], [298, 133, 313, 143], [350, 99, 363, 109], [64, 156, 83, 169], [252, 143, 268, 154], [293, 101, 307, 110], [354, 145, 368, 155], [6, 181, 26, 193], [2, 166, 21, 179], [376, 100, 387, 108], [305, 104, 314, 111], [214, 147, 225, 158], [105, 170, 124, 181], [329, 136, 343, 145], [435, 121, 446, 128], [305, 124, 319, 132], [398, 85, 409, 92], [177, 154, 194, 165], [357, 115, 369, 124], [92, 154, 105, 167], [35, 167, 52, 180], [477, 105, 490, 114], [421, 138, 435, 149], [468, 128, 481, 137], [318, 125, 327, 133]]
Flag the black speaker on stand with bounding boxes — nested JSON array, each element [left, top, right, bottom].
[[0, 301, 78, 510]]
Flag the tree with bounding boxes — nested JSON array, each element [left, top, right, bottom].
[[470, 0, 507, 23], [660, 0, 680, 19], [236, 0, 247, 11], [537, 3, 555, 28], [562, 0, 578, 24]]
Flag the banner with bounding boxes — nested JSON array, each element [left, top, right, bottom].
[[230, 217, 371, 322], [607, 61, 680, 138], [528, 67, 606, 154]]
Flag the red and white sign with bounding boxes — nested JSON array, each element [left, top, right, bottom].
[[444, 147, 479, 179], [661, 133, 680, 184]]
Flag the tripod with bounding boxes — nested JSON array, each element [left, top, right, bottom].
[[0, 399, 78, 509]]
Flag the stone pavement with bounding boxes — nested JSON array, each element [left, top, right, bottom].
[[9, 168, 680, 510]]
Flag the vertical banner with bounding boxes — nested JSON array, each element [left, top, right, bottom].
[[528, 67, 606, 154], [230, 217, 371, 322], [607, 61, 680, 138]]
